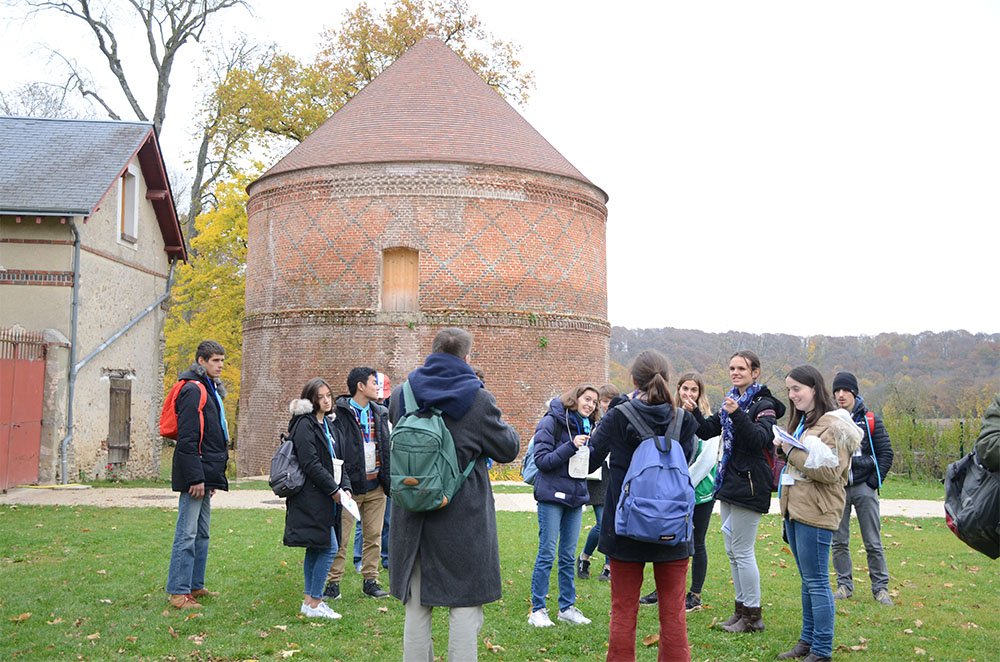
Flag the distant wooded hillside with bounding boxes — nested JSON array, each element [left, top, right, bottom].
[[609, 328, 1000, 419]]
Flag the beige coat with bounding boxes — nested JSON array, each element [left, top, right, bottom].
[[779, 410, 863, 531]]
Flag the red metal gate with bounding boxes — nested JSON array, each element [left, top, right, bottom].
[[0, 328, 46, 491]]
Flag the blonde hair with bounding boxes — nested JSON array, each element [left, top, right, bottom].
[[675, 371, 713, 416]]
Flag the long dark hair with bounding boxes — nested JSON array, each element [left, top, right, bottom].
[[300, 377, 331, 414], [630, 350, 673, 406], [785, 365, 836, 432]]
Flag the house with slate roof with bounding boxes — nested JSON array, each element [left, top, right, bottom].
[[0, 116, 185, 487]]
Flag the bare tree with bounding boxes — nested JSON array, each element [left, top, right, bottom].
[[15, 0, 249, 134], [0, 80, 89, 118]]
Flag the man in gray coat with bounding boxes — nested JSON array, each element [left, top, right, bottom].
[[388, 327, 519, 661]]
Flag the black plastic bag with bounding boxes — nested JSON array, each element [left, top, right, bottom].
[[944, 452, 999, 560]]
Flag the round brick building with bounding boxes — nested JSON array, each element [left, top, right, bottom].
[[239, 38, 609, 476]]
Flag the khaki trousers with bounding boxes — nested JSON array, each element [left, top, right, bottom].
[[328, 488, 387, 582], [403, 554, 484, 662]]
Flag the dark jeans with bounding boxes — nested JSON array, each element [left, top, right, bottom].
[[690, 500, 713, 594], [583, 504, 603, 558]]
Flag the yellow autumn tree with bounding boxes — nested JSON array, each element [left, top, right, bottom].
[[164, 174, 251, 435]]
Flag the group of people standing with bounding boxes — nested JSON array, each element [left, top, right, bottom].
[[164, 335, 900, 661], [526, 349, 896, 662]]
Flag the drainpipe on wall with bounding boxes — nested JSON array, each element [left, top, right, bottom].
[[59, 221, 81, 484], [58, 235, 177, 484]]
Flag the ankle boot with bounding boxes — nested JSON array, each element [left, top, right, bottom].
[[719, 601, 743, 628], [723, 605, 765, 633], [776, 640, 811, 659]]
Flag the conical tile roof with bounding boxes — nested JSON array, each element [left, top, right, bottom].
[[258, 37, 603, 199]]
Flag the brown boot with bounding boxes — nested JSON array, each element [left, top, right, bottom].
[[168, 593, 202, 609], [723, 605, 765, 633], [776, 640, 811, 659], [719, 601, 744, 628], [190, 588, 219, 599]]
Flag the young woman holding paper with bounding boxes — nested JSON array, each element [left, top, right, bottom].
[[691, 351, 785, 633], [774, 365, 862, 662], [283, 378, 352, 620], [528, 384, 600, 627]]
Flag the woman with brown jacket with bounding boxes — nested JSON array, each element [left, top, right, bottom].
[[774, 366, 862, 662]]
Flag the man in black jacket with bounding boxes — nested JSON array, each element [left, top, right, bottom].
[[831, 371, 894, 606], [324, 367, 391, 600], [165, 340, 229, 609]]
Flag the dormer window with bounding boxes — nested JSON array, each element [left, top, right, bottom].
[[119, 164, 138, 244]]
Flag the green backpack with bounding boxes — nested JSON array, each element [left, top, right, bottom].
[[390, 381, 475, 512]]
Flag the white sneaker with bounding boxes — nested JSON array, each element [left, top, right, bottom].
[[302, 601, 341, 619], [317, 601, 342, 619], [300, 601, 311, 615], [528, 608, 555, 627], [557, 605, 592, 625]]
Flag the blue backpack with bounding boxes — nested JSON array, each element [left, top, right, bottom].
[[614, 403, 694, 545], [521, 435, 538, 485]]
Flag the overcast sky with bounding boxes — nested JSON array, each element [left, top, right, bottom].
[[2, 0, 997, 337]]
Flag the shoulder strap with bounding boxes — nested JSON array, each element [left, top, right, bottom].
[[617, 401, 656, 442], [667, 407, 684, 442], [183, 380, 209, 454], [402, 381, 418, 415]]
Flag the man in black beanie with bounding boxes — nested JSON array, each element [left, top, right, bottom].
[[831, 371, 895, 606]]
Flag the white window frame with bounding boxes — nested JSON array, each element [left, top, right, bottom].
[[117, 163, 139, 247]]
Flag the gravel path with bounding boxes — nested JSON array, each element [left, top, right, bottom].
[[0, 486, 945, 518]]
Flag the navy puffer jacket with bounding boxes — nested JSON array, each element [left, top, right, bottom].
[[532, 398, 591, 508]]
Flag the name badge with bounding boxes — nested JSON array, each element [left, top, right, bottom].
[[780, 473, 796, 486]]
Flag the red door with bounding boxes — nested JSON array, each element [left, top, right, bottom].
[[0, 329, 45, 491]]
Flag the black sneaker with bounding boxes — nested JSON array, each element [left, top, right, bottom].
[[322, 581, 341, 600], [597, 566, 611, 582], [685, 591, 702, 612], [363, 578, 389, 599], [639, 590, 658, 605], [576, 555, 591, 580]]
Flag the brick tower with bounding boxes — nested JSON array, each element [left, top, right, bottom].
[[239, 37, 609, 476]]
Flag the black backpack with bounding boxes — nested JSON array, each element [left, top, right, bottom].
[[944, 451, 999, 559], [269, 419, 306, 498]]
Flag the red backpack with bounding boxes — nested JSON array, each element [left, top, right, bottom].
[[160, 379, 208, 451]]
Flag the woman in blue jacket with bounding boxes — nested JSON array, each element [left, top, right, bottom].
[[528, 384, 600, 628]]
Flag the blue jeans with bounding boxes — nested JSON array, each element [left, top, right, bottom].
[[531, 501, 583, 612], [166, 491, 211, 595], [583, 504, 603, 557], [786, 518, 835, 658], [304, 527, 339, 599]]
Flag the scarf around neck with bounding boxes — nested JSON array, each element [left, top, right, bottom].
[[714, 382, 763, 495]]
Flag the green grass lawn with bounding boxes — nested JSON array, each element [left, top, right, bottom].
[[2, 506, 990, 661]]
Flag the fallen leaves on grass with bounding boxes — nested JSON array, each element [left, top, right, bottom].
[[10, 612, 31, 623], [278, 649, 300, 658], [168, 626, 178, 638], [98, 599, 112, 604], [125, 636, 137, 643], [273, 625, 288, 631], [378, 606, 389, 613], [642, 633, 659, 647], [258, 630, 270, 638], [184, 612, 202, 621], [960, 622, 980, 629], [86, 632, 100, 640], [914, 647, 926, 655], [914, 619, 923, 628], [188, 633, 206, 645], [47, 617, 63, 625], [483, 637, 505, 653], [835, 636, 869, 653], [96, 569, 107, 575]]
